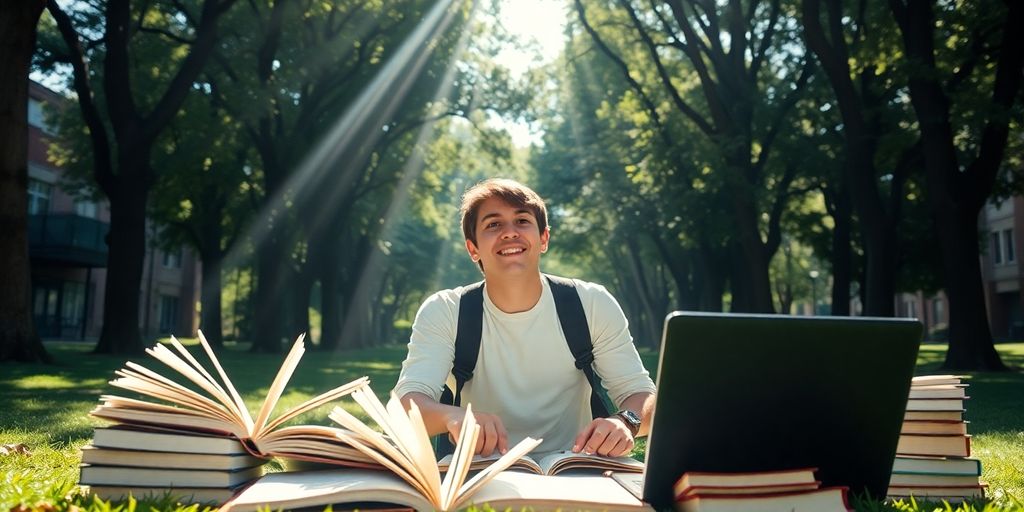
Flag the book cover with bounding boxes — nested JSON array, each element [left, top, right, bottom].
[[80, 445, 264, 470], [892, 456, 982, 476], [674, 486, 851, 512], [896, 434, 971, 457], [79, 464, 264, 488]]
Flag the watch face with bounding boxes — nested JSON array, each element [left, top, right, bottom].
[[619, 410, 641, 427]]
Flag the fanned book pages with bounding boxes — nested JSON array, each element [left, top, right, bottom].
[[437, 449, 644, 476], [225, 395, 544, 512], [89, 332, 379, 467]]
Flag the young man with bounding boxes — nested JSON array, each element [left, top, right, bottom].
[[393, 178, 656, 457]]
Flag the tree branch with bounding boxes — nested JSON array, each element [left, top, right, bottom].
[[754, 58, 814, 174], [619, 0, 716, 135], [46, 0, 115, 192], [138, 25, 196, 45], [573, 0, 674, 146]]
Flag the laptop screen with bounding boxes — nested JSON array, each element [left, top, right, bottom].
[[641, 312, 922, 508]]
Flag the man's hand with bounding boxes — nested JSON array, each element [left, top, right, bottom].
[[572, 417, 634, 457], [445, 410, 509, 456]]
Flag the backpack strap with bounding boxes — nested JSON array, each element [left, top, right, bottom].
[[440, 281, 485, 409], [437, 281, 484, 456], [545, 275, 611, 419]]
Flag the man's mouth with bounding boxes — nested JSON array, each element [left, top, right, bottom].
[[498, 247, 526, 256]]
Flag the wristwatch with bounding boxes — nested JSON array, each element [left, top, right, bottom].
[[614, 409, 642, 437]]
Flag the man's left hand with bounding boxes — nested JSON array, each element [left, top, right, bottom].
[[572, 417, 634, 457]]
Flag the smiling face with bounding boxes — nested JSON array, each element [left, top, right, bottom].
[[466, 196, 550, 278]]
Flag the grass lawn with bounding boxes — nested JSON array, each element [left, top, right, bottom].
[[0, 339, 1021, 511]]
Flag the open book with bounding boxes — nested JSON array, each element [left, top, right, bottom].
[[89, 332, 380, 466], [226, 391, 544, 511], [437, 449, 644, 475]]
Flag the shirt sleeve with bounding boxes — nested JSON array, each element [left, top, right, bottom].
[[392, 291, 459, 402], [581, 282, 658, 409]]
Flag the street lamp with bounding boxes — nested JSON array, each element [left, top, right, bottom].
[[809, 270, 820, 316]]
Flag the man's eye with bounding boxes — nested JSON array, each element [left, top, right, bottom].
[[516, 218, 531, 225], [486, 221, 499, 229]]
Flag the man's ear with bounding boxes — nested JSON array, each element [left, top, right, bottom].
[[466, 238, 480, 262], [540, 227, 550, 253]]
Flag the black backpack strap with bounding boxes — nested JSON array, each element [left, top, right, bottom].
[[437, 281, 484, 457], [441, 281, 485, 408], [546, 275, 612, 419]]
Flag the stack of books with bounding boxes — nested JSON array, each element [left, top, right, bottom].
[[79, 425, 266, 504], [672, 468, 851, 511], [887, 375, 986, 502]]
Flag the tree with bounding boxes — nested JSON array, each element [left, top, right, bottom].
[[147, 91, 254, 347], [802, 0, 923, 316], [0, 0, 51, 363], [890, 0, 1023, 370], [573, 0, 813, 313], [45, 0, 237, 354]]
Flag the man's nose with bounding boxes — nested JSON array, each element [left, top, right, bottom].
[[500, 226, 519, 239]]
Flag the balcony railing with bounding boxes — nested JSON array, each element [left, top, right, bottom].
[[28, 213, 109, 267]]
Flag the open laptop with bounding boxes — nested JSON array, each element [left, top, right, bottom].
[[640, 312, 922, 508]]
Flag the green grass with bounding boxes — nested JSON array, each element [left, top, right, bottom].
[[0, 340, 1022, 511]]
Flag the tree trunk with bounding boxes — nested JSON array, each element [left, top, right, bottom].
[[318, 237, 343, 350], [824, 184, 852, 316], [94, 171, 149, 354], [803, 0, 900, 317], [252, 238, 287, 352], [199, 253, 223, 347], [0, 0, 50, 363], [697, 246, 726, 312], [936, 206, 1006, 370], [890, 0, 1022, 370], [728, 172, 775, 313]]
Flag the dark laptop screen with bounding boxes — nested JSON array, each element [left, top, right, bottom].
[[641, 312, 922, 508]]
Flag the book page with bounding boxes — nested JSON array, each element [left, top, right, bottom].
[[537, 450, 645, 475], [110, 366, 236, 423], [220, 468, 433, 512], [252, 335, 307, 437], [349, 387, 433, 490], [145, 342, 243, 423], [451, 435, 543, 510], [439, 403, 480, 510], [327, 406, 433, 500], [438, 453, 541, 474], [90, 402, 246, 438], [262, 376, 370, 433], [195, 330, 255, 432], [401, 398, 443, 500], [456, 467, 649, 511]]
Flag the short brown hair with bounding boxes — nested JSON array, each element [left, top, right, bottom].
[[460, 178, 548, 245]]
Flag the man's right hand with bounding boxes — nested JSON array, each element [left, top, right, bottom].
[[400, 392, 509, 457], [445, 410, 509, 456]]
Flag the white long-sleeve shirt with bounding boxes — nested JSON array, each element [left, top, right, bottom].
[[393, 275, 657, 453]]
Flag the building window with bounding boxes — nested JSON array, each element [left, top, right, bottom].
[[28, 179, 52, 215], [28, 98, 50, 132], [159, 294, 179, 333], [61, 281, 85, 329], [162, 248, 182, 269], [932, 298, 945, 325], [1003, 229, 1015, 263], [904, 299, 917, 319], [76, 199, 97, 218], [992, 232, 1003, 264]]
